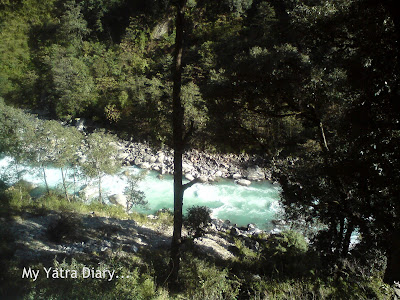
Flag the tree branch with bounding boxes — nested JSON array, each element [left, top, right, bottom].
[[183, 177, 200, 191]]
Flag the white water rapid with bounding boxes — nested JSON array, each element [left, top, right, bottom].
[[0, 155, 281, 230]]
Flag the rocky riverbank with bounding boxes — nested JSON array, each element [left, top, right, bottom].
[[115, 140, 272, 186], [70, 117, 273, 186]]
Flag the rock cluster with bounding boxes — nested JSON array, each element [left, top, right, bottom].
[[115, 140, 272, 186], [67, 117, 273, 186]]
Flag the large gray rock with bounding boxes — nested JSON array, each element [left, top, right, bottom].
[[185, 174, 195, 181], [156, 153, 165, 163], [109, 194, 128, 210], [198, 176, 208, 183], [246, 166, 265, 181], [232, 173, 242, 180], [236, 179, 251, 186], [182, 162, 194, 173], [214, 170, 223, 177], [79, 185, 98, 201], [118, 152, 130, 160], [139, 162, 150, 169]]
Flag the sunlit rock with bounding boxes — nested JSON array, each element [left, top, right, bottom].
[[185, 174, 195, 181], [236, 179, 251, 186], [246, 166, 265, 181], [79, 185, 98, 201], [232, 173, 242, 179], [198, 176, 208, 183], [109, 194, 128, 209]]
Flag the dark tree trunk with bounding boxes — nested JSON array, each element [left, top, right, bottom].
[[168, 0, 187, 290], [384, 229, 400, 284]]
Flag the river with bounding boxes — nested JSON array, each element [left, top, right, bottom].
[[0, 155, 281, 230]]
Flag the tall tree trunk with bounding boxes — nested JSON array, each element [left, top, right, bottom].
[[168, 0, 187, 290], [98, 175, 102, 203], [384, 229, 400, 284], [341, 220, 354, 257], [61, 167, 70, 202], [42, 164, 50, 195], [73, 167, 76, 201]]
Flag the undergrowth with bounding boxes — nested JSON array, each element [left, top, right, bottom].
[[0, 183, 394, 299]]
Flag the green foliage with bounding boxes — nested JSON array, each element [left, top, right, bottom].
[[42, 45, 97, 119], [21, 257, 165, 300], [58, 1, 90, 46], [123, 172, 148, 210], [262, 231, 310, 277], [81, 130, 121, 202], [183, 205, 212, 238], [0, 99, 36, 161], [154, 209, 174, 227], [180, 255, 239, 300]]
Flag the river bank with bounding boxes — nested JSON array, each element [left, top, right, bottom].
[[71, 117, 273, 186]]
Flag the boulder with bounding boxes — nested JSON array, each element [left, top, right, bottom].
[[185, 174, 195, 181], [156, 153, 165, 163], [214, 170, 223, 177], [246, 166, 265, 181], [247, 223, 256, 231], [118, 152, 130, 160], [230, 227, 240, 237], [139, 162, 150, 169], [236, 179, 251, 186], [109, 194, 128, 210], [198, 176, 208, 183], [79, 185, 98, 201], [232, 173, 242, 180], [182, 162, 194, 173]]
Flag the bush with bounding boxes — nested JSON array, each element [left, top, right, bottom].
[[183, 206, 212, 239], [153, 208, 174, 228], [261, 230, 310, 277], [46, 214, 82, 243], [180, 255, 239, 300], [23, 257, 167, 300]]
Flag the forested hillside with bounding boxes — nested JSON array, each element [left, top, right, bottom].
[[1, 0, 400, 298]]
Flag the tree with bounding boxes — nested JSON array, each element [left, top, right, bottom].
[[42, 45, 97, 119], [183, 205, 212, 239], [58, 0, 90, 47], [35, 120, 82, 201], [81, 130, 121, 203], [0, 99, 36, 182], [168, 0, 200, 289], [123, 172, 147, 211]]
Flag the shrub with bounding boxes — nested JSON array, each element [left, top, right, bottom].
[[46, 214, 82, 243], [155, 208, 174, 227], [261, 230, 309, 277], [183, 205, 212, 239], [180, 255, 239, 300]]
